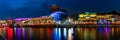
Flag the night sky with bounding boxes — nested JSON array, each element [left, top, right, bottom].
[[0, 0, 120, 19]]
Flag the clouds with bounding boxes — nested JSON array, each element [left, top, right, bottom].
[[0, 0, 120, 19], [0, 0, 48, 18]]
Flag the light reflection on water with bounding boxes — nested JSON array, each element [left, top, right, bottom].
[[0, 27, 120, 40]]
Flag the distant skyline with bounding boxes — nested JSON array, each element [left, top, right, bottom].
[[0, 0, 120, 19]]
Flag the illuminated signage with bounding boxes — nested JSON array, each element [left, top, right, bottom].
[[79, 13, 96, 18]]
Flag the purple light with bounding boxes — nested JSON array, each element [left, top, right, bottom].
[[17, 28, 21, 40], [14, 18, 30, 22], [105, 27, 109, 38], [14, 18, 29, 20]]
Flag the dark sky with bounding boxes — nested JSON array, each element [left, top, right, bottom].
[[0, 0, 120, 19]]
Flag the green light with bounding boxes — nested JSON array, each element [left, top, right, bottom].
[[85, 12, 89, 14]]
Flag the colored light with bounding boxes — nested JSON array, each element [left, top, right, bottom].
[[53, 28, 61, 40], [58, 28, 61, 40], [50, 11, 65, 21], [7, 28, 13, 40], [63, 28, 67, 39], [68, 28, 74, 40], [22, 28, 25, 39], [14, 28, 17, 40], [98, 27, 103, 32], [79, 14, 84, 17], [105, 27, 109, 39], [47, 28, 53, 40], [17, 28, 21, 40], [68, 28, 72, 40], [29, 28, 32, 39], [84, 28, 90, 40], [90, 28, 96, 40]]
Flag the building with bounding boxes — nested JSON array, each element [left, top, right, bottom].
[[19, 16, 54, 26], [50, 4, 59, 13]]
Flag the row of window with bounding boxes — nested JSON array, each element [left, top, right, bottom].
[[21, 20, 54, 25]]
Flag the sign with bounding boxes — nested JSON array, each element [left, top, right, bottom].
[[79, 13, 96, 18]]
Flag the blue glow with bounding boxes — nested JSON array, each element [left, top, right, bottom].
[[98, 27, 103, 32], [98, 19, 103, 24], [71, 28, 74, 34], [53, 28, 61, 40], [58, 28, 61, 40], [104, 20, 108, 24], [50, 11, 65, 21], [63, 28, 67, 39]]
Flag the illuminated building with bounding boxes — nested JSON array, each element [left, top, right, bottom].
[[65, 17, 73, 25], [50, 9, 67, 22], [50, 4, 68, 22], [19, 16, 54, 26], [0, 20, 8, 27], [77, 12, 118, 24], [50, 11, 65, 21], [78, 12, 97, 21], [78, 12, 97, 24], [50, 4, 59, 13]]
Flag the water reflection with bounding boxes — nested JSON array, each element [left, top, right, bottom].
[[75, 27, 120, 40], [7, 28, 13, 40], [90, 28, 96, 40], [1, 26, 120, 40], [53, 28, 61, 40]]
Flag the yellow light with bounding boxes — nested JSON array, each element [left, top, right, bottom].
[[79, 14, 84, 17], [90, 14, 96, 17], [84, 14, 88, 17]]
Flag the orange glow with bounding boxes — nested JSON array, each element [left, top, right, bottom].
[[68, 28, 72, 40]]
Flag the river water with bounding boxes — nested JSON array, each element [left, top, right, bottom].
[[0, 27, 120, 40]]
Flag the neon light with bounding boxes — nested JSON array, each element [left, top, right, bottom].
[[50, 11, 65, 21], [79, 13, 96, 18], [98, 27, 103, 32], [63, 28, 67, 39], [53, 28, 58, 40], [17, 28, 21, 40], [79, 14, 84, 17], [105, 27, 109, 38], [7, 28, 13, 40], [47, 28, 54, 40], [58, 28, 61, 40], [53, 28, 61, 40]]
